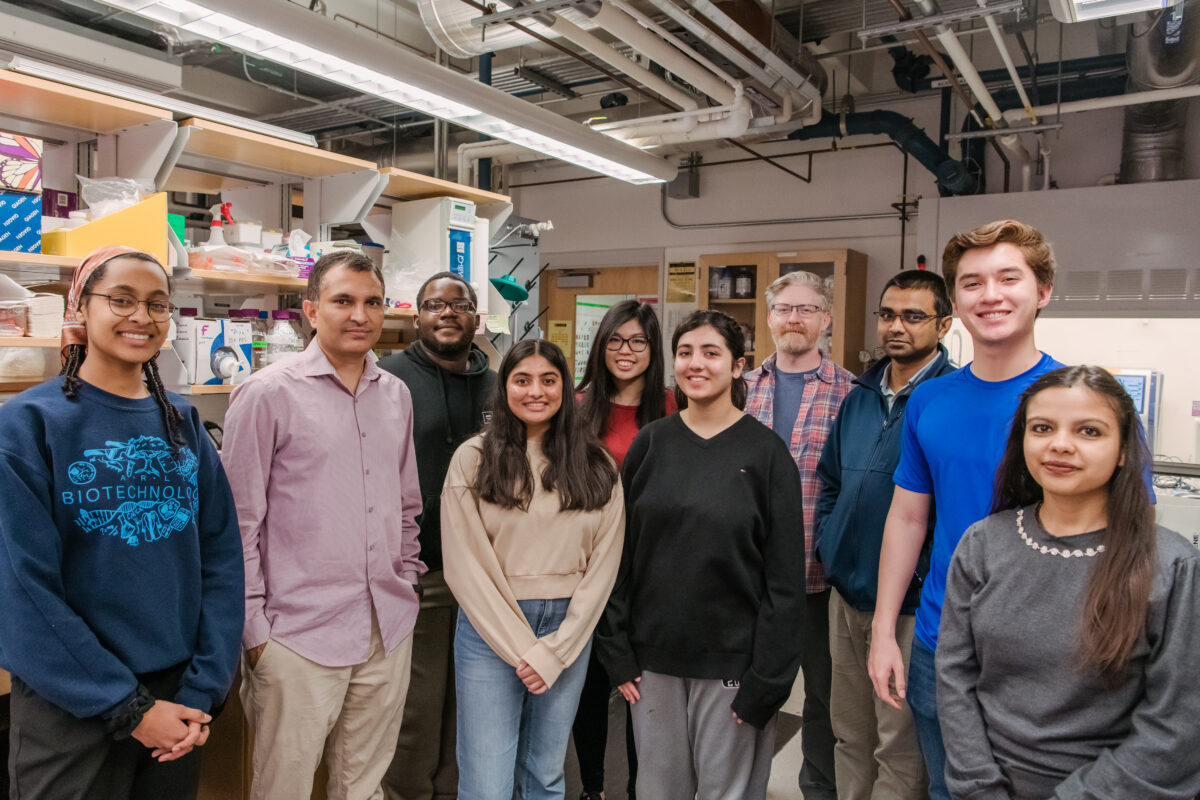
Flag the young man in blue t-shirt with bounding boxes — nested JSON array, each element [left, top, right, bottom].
[[867, 220, 1062, 800]]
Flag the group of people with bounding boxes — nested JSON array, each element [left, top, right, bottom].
[[0, 218, 1197, 800]]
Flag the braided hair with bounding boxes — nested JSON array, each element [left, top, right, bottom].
[[59, 255, 188, 449]]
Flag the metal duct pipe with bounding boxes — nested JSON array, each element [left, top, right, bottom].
[[542, 14, 700, 110], [788, 110, 976, 196], [1119, 6, 1200, 183], [908, 0, 1033, 189], [586, 1, 737, 105]]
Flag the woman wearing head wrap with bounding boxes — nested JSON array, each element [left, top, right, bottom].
[[0, 247, 244, 800]]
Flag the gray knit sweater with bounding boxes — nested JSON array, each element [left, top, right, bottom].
[[937, 505, 1200, 800]]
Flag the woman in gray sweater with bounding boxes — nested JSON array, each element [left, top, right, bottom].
[[936, 365, 1200, 800]]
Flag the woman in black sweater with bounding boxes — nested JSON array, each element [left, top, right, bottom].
[[596, 310, 806, 800]]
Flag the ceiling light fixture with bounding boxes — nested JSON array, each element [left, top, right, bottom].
[[97, 0, 676, 184], [0, 50, 318, 146], [1048, 0, 1184, 22]]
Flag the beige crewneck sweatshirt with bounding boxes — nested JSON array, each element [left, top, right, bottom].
[[441, 434, 624, 688]]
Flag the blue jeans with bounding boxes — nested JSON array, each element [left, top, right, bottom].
[[455, 599, 591, 800], [907, 636, 949, 800]]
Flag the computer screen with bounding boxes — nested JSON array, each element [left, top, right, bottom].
[[1113, 373, 1147, 414]]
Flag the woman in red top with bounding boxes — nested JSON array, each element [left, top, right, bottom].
[[571, 300, 674, 800]]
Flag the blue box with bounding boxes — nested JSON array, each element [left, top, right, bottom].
[[0, 191, 41, 253]]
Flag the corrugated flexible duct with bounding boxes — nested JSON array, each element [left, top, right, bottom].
[[1119, 6, 1200, 183]]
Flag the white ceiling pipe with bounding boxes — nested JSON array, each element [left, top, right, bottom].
[[911, 0, 1032, 190], [639, 0, 783, 100], [544, 15, 699, 110], [682, 0, 822, 121], [599, 95, 745, 139], [457, 139, 545, 186], [621, 95, 752, 147], [1003, 84, 1200, 121], [589, 1, 735, 106], [605, 0, 741, 93], [978, 0, 1035, 123]]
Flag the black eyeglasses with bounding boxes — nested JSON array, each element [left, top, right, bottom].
[[420, 298, 476, 314], [769, 303, 823, 317], [86, 293, 174, 322], [606, 335, 650, 352], [873, 310, 946, 325]]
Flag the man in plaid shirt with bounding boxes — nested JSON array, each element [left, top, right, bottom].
[[744, 270, 854, 800]]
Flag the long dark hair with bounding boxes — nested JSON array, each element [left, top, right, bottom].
[[476, 339, 617, 511], [991, 365, 1155, 680], [60, 254, 187, 450], [576, 300, 668, 436], [670, 310, 747, 411]]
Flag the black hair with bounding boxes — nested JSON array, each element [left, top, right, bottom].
[[306, 251, 385, 301], [416, 271, 478, 308], [60, 253, 187, 449], [576, 300, 668, 437], [670, 309, 747, 411], [992, 365, 1156, 680], [879, 269, 953, 318], [476, 339, 617, 511]]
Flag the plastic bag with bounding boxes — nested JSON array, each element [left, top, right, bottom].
[[77, 175, 153, 220]]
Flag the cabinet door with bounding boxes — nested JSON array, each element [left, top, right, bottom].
[[770, 249, 868, 374], [697, 252, 772, 369]]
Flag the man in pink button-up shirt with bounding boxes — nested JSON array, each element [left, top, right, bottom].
[[223, 252, 425, 800]]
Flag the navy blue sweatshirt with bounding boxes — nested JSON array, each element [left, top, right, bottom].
[[0, 378, 244, 719], [814, 346, 954, 613]]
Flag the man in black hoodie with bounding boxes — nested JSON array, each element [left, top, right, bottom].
[[380, 271, 495, 800]]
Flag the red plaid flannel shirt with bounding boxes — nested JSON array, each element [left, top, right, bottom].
[[744, 352, 854, 593]]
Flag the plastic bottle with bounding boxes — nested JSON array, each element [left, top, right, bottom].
[[286, 310, 305, 353], [717, 268, 733, 300], [248, 310, 269, 371], [265, 309, 302, 366]]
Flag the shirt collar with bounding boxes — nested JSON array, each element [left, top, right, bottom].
[[300, 337, 382, 383], [880, 353, 941, 397], [762, 351, 836, 383]]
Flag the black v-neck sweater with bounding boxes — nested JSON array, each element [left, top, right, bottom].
[[596, 413, 807, 728]]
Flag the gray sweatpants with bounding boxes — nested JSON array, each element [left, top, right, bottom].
[[629, 670, 776, 800]]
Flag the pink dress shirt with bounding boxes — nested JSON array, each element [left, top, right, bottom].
[[222, 340, 425, 668]]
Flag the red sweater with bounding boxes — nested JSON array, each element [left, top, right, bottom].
[[599, 391, 677, 468]]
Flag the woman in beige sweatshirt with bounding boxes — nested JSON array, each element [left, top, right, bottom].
[[441, 339, 624, 800]]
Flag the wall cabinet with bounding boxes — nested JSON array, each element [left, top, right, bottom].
[[697, 248, 868, 373]]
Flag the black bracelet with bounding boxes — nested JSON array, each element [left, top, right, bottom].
[[104, 684, 156, 740]]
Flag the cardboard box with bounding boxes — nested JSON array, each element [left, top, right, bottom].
[[0, 191, 41, 253], [42, 193, 167, 264], [0, 132, 43, 194]]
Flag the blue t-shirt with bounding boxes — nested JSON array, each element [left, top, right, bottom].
[[771, 366, 816, 445], [0, 378, 244, 718], [894, 352, 1063, 650]]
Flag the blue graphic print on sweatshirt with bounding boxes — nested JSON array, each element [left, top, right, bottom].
[[65, 435, 199, 546]]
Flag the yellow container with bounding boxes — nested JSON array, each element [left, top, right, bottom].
[[42, 193, 169, 266]]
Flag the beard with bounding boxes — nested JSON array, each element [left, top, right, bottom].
[[771, 329, 818, 356], [419, 327, 472, 360]]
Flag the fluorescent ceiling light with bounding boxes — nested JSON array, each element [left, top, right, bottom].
[[1049, 0, 1183, 22], [0, 50, 318, 146], [97, 0, 676, 184]]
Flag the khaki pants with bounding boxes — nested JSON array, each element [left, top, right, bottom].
[[241, 619, 414, 800], [828, 589, 927, 800]]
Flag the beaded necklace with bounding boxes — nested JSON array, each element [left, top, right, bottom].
[[1016, 507, 1105, 559]]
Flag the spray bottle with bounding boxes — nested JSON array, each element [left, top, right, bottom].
[[204, 202, 234, 246]]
